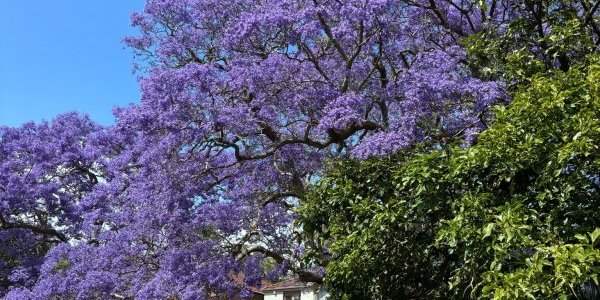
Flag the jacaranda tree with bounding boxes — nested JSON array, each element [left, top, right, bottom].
[[4, 0, 598, 299], [0, 114, 101, 296], [3, 1, 510, 299]]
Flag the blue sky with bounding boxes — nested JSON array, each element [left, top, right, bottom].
[[0, 1, 146, 127]]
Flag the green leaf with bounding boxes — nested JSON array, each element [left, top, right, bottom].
[[575, 233, 589, 244], [589, 228, 600, 245], [483, 223, 495, 238]]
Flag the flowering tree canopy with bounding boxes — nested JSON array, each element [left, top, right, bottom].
[[0, 114, 101, 296], [0, 1, 518, 299]]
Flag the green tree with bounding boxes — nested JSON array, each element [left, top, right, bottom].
[[300, 55, 600, 300], [299, 148, 454, 299], [438, 56, 600, 299]]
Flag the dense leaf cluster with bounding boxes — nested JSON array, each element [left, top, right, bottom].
[[301, 57, 600, 299]]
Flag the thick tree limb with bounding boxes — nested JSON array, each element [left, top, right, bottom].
[[236, 245, 324, 284], [0, 215, 67, 242]]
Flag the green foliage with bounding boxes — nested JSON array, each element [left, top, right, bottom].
[[299, 148, 454, 299], [464, 0, 596, 86], [53, 258, 71, 273], [438, 58, 600, 299], [299, 59, 600, 299]]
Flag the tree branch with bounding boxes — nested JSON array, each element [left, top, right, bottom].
[[236, 245, 324, 284], [0, 215, 67, 242]]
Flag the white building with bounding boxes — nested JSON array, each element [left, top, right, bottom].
[[261, 278, 329, 300]]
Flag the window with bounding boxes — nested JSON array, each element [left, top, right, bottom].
[[283, 291, 301, 300]]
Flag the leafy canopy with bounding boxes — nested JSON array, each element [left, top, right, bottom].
[[300, 56, 600, 299]]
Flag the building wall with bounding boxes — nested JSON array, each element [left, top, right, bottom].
[[264, 291, 283, 300], [263, 288, 328, 300], [301, 288, 316, 300]]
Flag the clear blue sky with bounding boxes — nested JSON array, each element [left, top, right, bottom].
[[0, 1, 146, 127]]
